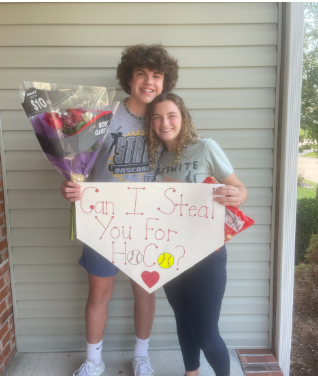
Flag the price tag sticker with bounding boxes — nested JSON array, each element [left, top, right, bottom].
[[21, 87, 76, 117]]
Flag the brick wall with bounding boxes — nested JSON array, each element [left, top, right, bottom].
[[0, 155, 16, 374]]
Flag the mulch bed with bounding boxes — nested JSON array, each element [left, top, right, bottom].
[[297, 181, 314, 188], [290, 264, 318, 376]]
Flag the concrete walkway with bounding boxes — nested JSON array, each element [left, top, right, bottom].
[[298, 156, 318, 183], [3, 349, 244, 376]]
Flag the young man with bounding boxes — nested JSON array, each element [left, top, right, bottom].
[[60, 44, 179, 376]]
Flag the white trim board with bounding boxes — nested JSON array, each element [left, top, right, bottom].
[[275, 3, 304, 376]]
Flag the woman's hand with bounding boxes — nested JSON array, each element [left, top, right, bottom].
[[213, 172, 247, 208], [60, 181, 81, 202], [214, 185, 242, 207]]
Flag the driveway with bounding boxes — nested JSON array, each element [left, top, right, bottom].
[[298, 156, 318, 183]]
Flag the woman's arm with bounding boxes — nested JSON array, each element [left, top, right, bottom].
[[214, 172, 247, 208]]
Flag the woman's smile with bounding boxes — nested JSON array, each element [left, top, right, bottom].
[[152, 100, 182, 151]]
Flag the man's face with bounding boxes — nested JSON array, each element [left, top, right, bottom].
[[129, 66, 164, 105]]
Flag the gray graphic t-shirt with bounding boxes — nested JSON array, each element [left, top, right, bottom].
[[157, 138, 234, 183], [88, 101, 155, 183]]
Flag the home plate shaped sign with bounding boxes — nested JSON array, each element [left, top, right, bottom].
[[76, 182, 225, 293]]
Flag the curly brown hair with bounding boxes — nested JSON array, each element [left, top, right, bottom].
[[116, 44, 179, 94], [146, 93, 199, 169]]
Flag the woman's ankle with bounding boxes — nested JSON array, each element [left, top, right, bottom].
[[185, 368, 200, 376]]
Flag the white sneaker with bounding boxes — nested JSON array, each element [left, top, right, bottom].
[[132, 356, 154, 376], [73, 361, 105, 376]]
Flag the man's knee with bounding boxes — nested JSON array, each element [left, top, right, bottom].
[[87, 287, 113, 306], [87, 277, 115, 305]]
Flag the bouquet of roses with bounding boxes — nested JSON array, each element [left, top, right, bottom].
[[19, 81, 119, 239]]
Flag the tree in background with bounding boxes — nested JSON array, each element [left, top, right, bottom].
[[301, 3, 318, 153], [301, 3, 318, 197]]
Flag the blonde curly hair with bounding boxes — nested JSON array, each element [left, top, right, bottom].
[[146, 93, 199, 169]]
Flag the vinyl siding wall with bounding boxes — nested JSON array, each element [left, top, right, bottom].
[[0, 3, 279, 351]]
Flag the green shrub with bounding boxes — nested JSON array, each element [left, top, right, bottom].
[[299, 134, 305, 143], [303, 144, 312, 150], [299, 146, 304, 152], [296, 198, 318, 264], [305, 234, 318, 265]]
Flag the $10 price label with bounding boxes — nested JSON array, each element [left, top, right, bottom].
[[31, 97, 51, 111], [21, 87, 76, 117]]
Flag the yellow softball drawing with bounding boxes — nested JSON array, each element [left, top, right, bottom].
[[158, 253, 174, 269]]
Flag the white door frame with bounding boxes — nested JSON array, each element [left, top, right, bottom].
[[275, 3, 304, 376]]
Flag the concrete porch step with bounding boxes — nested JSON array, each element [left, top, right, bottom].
[[3, 349, 244, 376]]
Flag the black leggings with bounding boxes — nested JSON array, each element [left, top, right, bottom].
[[163, 245, 230, 376]]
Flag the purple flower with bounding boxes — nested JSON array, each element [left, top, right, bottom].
[[61, 114, 76, 129]]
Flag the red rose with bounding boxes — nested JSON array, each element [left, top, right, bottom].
[[67, 108, 86, 123], [44, 112, 63, 130]]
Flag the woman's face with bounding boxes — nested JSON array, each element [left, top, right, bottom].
[[152, 100, 182, 152]]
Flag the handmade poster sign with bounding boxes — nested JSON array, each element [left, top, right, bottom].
[[76, 182, 225, 293]]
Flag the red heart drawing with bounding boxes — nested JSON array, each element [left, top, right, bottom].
[[141, 271, 160, 288]]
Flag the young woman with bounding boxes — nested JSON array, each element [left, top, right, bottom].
[[146, 93, 247, 376]]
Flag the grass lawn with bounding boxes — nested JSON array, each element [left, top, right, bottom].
[[297, 179, 318, 199], [303, 151, 318, 158]]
